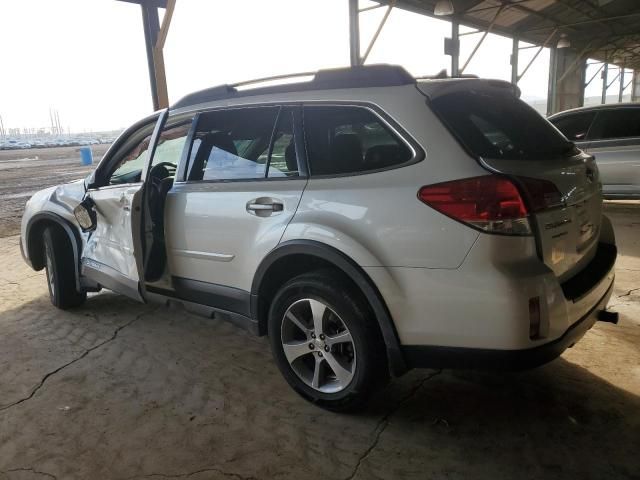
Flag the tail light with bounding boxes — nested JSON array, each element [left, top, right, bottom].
[[418, 175, 532, 235], [517, 177, 564, 212]]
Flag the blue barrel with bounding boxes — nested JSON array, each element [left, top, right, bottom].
[[80, 146, 93, 166]]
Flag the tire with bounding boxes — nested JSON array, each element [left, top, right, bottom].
[[268, 269, 388, 412], [43, 226, 87, 309]]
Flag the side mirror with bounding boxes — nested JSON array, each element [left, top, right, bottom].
[[74, 197, 97, 232]]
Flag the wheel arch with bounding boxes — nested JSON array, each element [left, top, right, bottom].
[[26, 212, 82, 291], [251, 240, 407, 376]]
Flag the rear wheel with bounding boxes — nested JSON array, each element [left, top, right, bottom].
[[268, 270, 387, 411], [43, 226, 86, 309]]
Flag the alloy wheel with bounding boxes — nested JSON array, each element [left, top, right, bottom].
[[45, 242, 55, 296], [280, 298, 356, 393]]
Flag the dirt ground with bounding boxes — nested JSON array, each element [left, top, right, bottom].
[[0, 149, 639, 479], [0, 145, 109, 238]]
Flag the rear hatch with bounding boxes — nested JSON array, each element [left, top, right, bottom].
[[419, 79, 602, 282]]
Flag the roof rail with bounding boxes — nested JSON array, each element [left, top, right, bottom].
[[232, 71, 317, 89], [172, 64, 415, 110], [416, 69, 479, 79]]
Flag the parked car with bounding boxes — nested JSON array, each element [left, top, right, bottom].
[[20, 65, 616, 411], [549, 103, 640, 198]]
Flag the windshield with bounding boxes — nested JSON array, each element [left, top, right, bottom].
[[430, 90, 576, 160]]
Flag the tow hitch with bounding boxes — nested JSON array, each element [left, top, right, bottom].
[[597, 310, 619, 324]]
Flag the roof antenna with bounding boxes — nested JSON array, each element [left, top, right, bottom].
[[435, 69, 448, 79]]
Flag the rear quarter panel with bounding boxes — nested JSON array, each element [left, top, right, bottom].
[[280, 85, 485, 269]]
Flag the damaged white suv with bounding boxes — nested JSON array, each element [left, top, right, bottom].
[[21, 65, 617, 411]]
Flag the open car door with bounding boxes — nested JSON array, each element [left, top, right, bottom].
[[76, 110, 168, 301]]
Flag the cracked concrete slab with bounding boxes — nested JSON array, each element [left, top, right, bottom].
[[0, 204, 638, 480]]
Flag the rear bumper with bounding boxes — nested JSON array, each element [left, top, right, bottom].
[[403, 279, 613, 371]]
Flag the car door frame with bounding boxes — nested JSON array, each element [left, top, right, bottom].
[[80, 109, 168, 301]]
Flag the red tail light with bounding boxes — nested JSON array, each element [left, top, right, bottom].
[[517, 176, 564, 212], [418, 176, 532, 235]]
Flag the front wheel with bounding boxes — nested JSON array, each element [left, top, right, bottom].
[[268, 270, 387, 412], [43, 226, 86, 309]]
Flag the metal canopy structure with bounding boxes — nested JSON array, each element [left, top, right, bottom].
[[349, 0, 640, 114], [374, 0, 640, 69], [118, 0, 639, 115], [117, 0, 175, 110]]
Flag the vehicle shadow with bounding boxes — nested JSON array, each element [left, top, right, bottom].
[[363, 359, 640, 479]]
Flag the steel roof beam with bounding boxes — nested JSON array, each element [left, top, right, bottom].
[[522, 12, 640, 33], [459, 4, 505, 74], [361, 1, 396, 64]]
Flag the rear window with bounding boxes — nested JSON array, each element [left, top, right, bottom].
[[430, 90, 575, 160]]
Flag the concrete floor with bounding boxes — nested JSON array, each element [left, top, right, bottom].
[[0, 204, 638, 480]]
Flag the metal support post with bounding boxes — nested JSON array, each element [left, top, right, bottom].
[[451, 19, 459, 76], [511, 36, 518, 84], [141, 3, 161, 110], [601, 62, 609, 104], [547, 48, 556, 114], [349, 0, 361, 66], [633, 71, 640, 102]]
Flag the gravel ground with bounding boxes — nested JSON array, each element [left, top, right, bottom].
[[0, 148, 638, 479]]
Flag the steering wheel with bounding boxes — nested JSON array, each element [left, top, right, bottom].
[[148, 161, 176, 189], [149, 161, 177, 179]]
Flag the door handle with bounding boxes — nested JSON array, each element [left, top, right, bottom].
[[246, 199, 284, 216], [247, 203, 283, 211]]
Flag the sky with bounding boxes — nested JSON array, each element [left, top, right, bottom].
[[0, 0, 632, 133]]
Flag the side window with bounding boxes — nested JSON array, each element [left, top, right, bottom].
[[267, 109, 298, 178], [303, 106, 412, 176], [188, 107, 279, 181], [109, 130, 154, 186], [150, 122, 191, 173], [588, 109, 640, 140], [550, 112, 596, 141]]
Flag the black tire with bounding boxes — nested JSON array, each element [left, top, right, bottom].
[[268, 269, 388, 412], [43, 226, 86, 309]]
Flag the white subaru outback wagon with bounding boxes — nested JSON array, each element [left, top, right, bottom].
[[21, 65, 617, 411]]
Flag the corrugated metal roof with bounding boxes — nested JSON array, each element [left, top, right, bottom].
[[377, 0, 640, 69]]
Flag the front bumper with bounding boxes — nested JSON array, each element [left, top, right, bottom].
[[403, 279, 614, 370], [19, 235, 32, 267]]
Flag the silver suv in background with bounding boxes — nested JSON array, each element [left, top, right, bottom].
[[21, 65, 617, 411], [549, 103, 640, 198]]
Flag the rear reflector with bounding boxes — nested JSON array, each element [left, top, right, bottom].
[[529, 297, 541, 339], [418, 176, 532, 235]]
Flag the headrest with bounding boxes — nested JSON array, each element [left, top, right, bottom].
[[203, 131, 237, 156], [364, 144, 407, 169], [328, 134, 362, 174]]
